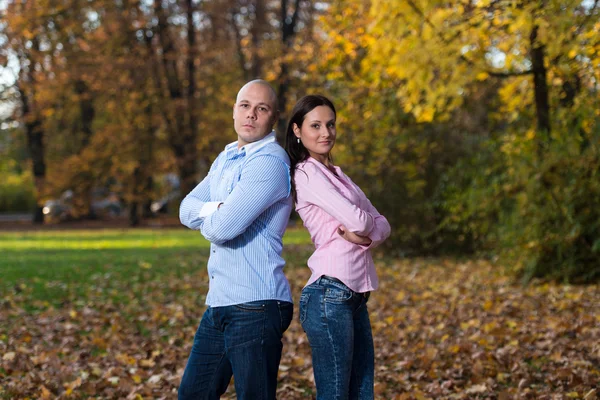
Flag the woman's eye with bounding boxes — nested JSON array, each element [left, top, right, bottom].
[[312, 124, 320, 129]]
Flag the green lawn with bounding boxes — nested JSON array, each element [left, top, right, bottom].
[[0, 227, 312, 308]]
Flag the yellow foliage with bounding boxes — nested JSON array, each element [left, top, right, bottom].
[[568, 49, 578, 59], [362, 0, 598, 130]]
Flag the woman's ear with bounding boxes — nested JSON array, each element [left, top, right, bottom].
[[293, 123, 300, 137]]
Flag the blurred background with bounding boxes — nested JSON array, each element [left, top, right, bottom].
[[0, 0, 598, 282]]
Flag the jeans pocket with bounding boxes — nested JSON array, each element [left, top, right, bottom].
[[324, 286, 353, 303], [299, 292, 310, 324], [234, 300, 266, 312]]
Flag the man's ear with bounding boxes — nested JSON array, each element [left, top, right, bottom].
[[232, 103, 236, 119], [272, 110, 280, 127]]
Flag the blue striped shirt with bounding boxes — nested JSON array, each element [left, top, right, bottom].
[[179, 132, 293, 307]]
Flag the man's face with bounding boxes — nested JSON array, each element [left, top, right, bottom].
[[233, 83, 278, 148]]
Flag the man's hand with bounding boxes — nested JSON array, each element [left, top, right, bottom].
[[337, 225, 372, 245]]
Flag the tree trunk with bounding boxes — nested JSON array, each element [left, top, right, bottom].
[[153, 0, 199, 197], [251, 0, 265, 78], [127, 97, 155, 226], [142, 175, 154, 219], [276, 0, 301, 143], [129, 200, 140, 227], [73, 79, 97, 219], [19, 85, 46, 224], [277, 62, 290, 141], [231, 10, 251, 81], [530, 25, 551, 136], [184, 0, 199, 196], [75, 79, 95, 147]]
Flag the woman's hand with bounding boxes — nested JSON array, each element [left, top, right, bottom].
[[337, 225, 372, 246]]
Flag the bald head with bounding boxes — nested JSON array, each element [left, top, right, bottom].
[[233, 80, 280, 147], [236, 80, 278, 110]]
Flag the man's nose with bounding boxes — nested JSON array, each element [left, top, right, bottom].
[[246, 108, 257, 119]]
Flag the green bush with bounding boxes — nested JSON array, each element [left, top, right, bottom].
[[0, 164, 36, 213], [441, 119, 600, 283]]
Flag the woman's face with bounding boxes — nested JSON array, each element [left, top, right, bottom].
[[293, 105, 336, 162]]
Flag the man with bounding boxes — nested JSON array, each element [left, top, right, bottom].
[[178, 80, 293, 400]]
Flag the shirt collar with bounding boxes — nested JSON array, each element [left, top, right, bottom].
[[305, 156, 341, 175], [225, 131, 277, 158]]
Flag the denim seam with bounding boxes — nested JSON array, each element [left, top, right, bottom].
[[227, 336, 263, 350], [233, 303, 267, 312], [354, 296, 368, 315], [324, 301, 341, 399], [319, 288, 327, 323], [299, 293, 310, 324], [324, 287, 353, 303], [259, 303, 267, 400], [277, 301, 282, 332], [207, 352, 228, 396], [278, 301, 292, 331]]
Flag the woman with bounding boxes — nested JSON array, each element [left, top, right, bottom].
[[284, 95, 391, 399]]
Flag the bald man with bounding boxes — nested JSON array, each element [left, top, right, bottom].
[[178, 80, 293, 399]]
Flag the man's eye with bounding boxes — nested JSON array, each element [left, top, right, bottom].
[[259, 107, 267, 112]]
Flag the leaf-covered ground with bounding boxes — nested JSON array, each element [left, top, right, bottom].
[[0, 230, 598, 399]]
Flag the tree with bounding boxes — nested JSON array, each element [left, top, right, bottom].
[[148, 0, 200, 197], [366, 0, 600, 280], [2, 2, 53, 223], [367, 0, 599, 133], [275, 0, 301, 140]]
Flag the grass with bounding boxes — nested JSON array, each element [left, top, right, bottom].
[[0, 227, 312, 308]]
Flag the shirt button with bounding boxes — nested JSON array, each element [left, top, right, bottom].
[[212, 249, 216, 253], [211, 275, 214, 279]]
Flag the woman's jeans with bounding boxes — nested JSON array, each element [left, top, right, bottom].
[[300, 276, 374, 400], [178, 300, 293, 400]]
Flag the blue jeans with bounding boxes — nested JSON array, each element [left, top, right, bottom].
[[178, 300, 293, 400], [299, 276, 374, 400]]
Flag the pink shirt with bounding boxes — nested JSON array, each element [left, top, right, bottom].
[[295, 157, 391, 292]]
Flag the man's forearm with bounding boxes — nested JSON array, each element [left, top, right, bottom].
[[179, 195, 207, 230], [200, 156, 290, 244]]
